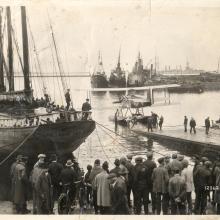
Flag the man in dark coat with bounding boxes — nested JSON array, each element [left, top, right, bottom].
[[190, 117, 196, 134], [84, 164, 93, 206], [133, 157, 149, 214], [152, 157, 169, 215], [159, 116, 164, 130], [110, 159, 121, 176], [168, 167, 187, 214], [89, 159, 103, 214], [125, 154, 135, 208], [147, 117, 153, 132], [82, 98, 92, 120], [10, 154, 23, 212], [193, 160, 212, 214], [36, 164, 53, 214], [65, 89, 71, 110], [111, 168, 130, 215], [184, 116, 188, 132], [143, 151, 157, 214], [60, 160, 78, 205], [48, 154, 63, 209], [13, 156, 29, 214], [205, 117, 211, 134]]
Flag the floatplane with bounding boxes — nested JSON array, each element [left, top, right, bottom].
[[96, 84, 180, 127]]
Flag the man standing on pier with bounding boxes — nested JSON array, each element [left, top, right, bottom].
[[184, 116, 188, 132], [205, 117, 211, 134], [190, 117, 196, 134]]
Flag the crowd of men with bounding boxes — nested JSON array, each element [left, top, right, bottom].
[[10, 150, 220, 215]]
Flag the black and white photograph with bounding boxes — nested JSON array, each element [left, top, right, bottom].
[[0, 0, 220, 216]]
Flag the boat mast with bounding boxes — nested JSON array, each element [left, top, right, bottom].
[[0, 8, 5, 92], [21, 6, 31, 92], [6, 6, 14, 91]]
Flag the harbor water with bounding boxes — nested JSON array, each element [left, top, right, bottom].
[[27, 76, 220, 170]]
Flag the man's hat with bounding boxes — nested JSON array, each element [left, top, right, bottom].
[[94, 159, 100, 165], [135, 157, 143, 163], [86, 98, 89, 101], [173, 166, 180, 172], [38, 154, 46, 159], [182, 159, 189, 167], [172, 153, 177, 159], [120, 157, 127, 165], [164, 154, 171, 159], [177, 155, 184, 161], [127, 154, 133, 160], [16, 154, 23, 161], [158, 157, 164, 164], [114, 159, 120, 166], [102, 161, 109, 170], [146, 151, 153, 158], [65, 160, 73, 167], [201, 157, 209, 162], [204, 161, 212, 167]]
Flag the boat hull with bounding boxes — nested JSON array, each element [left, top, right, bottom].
[[0, 120, 96, 200]]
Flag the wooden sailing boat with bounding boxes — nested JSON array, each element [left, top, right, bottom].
[[0, 6, 95, 200]]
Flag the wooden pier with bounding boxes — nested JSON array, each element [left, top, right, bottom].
[[132, 127, 220, 159]]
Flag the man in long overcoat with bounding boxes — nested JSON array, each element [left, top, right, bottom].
[[152, 157, 169, 214], [94, 161, 111, 214], [89, 159, 103, 214], [111, 168, 130, 215], [143, 151, 157, 214], [13, 156, 29, 214], [36, 165, 53, 214]]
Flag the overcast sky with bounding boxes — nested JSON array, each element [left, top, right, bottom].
[[3, 0, 220, 75]]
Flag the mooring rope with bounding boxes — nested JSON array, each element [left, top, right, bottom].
[[95, 127, 113, 165], [0, 126, 39, 166], [95, 121, 194, 166]]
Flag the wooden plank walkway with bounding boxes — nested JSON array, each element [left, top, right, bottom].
[[132, 126, 220, 157]]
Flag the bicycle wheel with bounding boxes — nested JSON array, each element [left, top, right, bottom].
[[58, 193, 69, 214]]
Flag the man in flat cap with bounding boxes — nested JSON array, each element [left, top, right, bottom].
[[143, 151, 157, 214], [181, 159, 194, 214], [48, 154, 63, 210], [152, 157, 169, 214], [10, 155, 23, 212], [34, 154, 46, 168], [82, 98, 92, 120], [110, 159, 121, 176], [193, 160, 212, 214], [89, 159, 102, 214], [133, 157, 149, 214], [30, 154, 47, 214], [111, 167, 130, 214], [168, 167, 187, 214], [13, 155, 29, 214], [125, 154, 135, 208], [94, 161, 111, 214]]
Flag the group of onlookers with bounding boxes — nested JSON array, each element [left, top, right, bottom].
[[10, 151, 220, 215]]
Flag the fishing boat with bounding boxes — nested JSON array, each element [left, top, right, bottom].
[[0, 7, 95, 200], [90, 51, 108, 88]]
